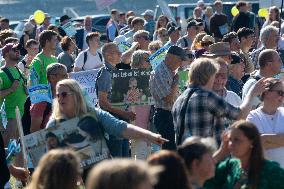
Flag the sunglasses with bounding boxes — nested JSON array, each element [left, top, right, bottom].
[[269, 90, 284, 97], [56, 91, 73, 99]]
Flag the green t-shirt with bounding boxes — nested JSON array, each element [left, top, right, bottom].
[[29, 52, 57, 86], [0, 67, 27, 118]]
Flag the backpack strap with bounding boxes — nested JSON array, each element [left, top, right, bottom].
[[1, 67, 15, 83], [82, 51, 88, 71], [183, 37, 188, 48], [98, 52, 103, 62], [15, 66, 27, 85]]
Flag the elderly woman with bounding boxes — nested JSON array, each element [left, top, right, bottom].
[[247, 78, 284, 168], [46, 79, 167, 157]]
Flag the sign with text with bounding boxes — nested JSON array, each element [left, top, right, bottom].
[[148, 42, 171, 69], [28, 84, 52, 104], [70, 69, 99, 105], [111, 69, 154, 106], [23, 113, 111, 169]]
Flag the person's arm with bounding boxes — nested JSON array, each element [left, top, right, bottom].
[[8, 165, 29, 181], [73, 52, 84, 72], [213, 132, 230, 163], [261, 134, 284, 149], [30, 117, 43, 133], [0, 80, 20, 98], [121, 42, 139, 64]]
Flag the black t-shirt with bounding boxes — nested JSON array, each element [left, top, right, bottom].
[[232, 12, 251, 32]]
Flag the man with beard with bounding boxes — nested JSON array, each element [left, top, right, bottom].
[[29, 30, 58, 86], [0, 43, 27, 146]]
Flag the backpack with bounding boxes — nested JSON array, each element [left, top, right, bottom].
[[82, 51, 103, 71]]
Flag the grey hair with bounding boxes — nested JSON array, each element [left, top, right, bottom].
[[131, 50, 149, 69], [46, 63, 67, 77], [133, 30, 150, 41], [260, 25, 278, 45]]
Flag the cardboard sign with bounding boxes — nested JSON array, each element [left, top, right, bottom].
[[23, 113, 111, 168], [178, 70, 189, 93], [148, 42, 171, 69], [111, 69, 154, 106], [70, 69, 99, 105], [28, 84, 52, 104]]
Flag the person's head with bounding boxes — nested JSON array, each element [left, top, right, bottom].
[[133, 30, 150, 50], [86, 32, 101, 49], [0, 18, 9, 30], [26, 39, 39, 56], [187, 20, 200, 38], [228, 52, 245, 80], [27, 149, 81, 189], [0, 29, 16, 47], [2, 43, 20, 62], [148, 150, 191, 189], [204, 6, 214, 18], [84, 16, 92, 31], [237, 27, 254, 49], [52, 79, 88, 120], [197, 0, 205, 9], [260, 25, 279, 48], [178, 137, 216, 185], [156, 15, 169, 30], [205, 42, 232, 63], [212, 57, 229, 93], [61, 36, 76, 53], [45, 132, 60, 150], [166, 22, 181, 43], [193, 7, 202, 19], [157, 27, 168, 44], [119, 12, 126, 24], [222, 32, 240, 52], [214, 1, 223, 13], [39, 30, 58, 51], [236, 1, 248, 12], [260, 78, 284, 108], [142, 9, 154, 21], [131, 50, 151, 69], [86, 159, 157, 189], [111, 9, 119, 21], [228, 120, 264, 189], [200, 35, 215, 51], [47, 25, 60, 34], [148, 40, 163, 54], [165, 46, 188, 71], [23, 22, 35, 35], [258, 49, 281, 75], [4, 37, 19, 45], [268, 6, 280, 22], [60, 15, 71, 25], [126, 11, 135, 18], [46, 63, 68, 88], [131, 17, 145, 32], [191, 32, 206, 50], [102, 42, 122, 65], [126, 16, 135, 28], [188, 58, 219, 88]]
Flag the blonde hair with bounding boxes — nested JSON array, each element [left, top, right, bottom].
[[51, 79, 89, 120], [86, 159, 159, 189], [26, 149, 81, 189], [191, 32, 206, 50], [188, 58, 219, 86]]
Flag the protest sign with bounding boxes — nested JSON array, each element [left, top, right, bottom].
[[23, 113, 111, 169], [70, 69, 99, 105], [148, 42, 171, 69], [61, 21, 77, 37], [178, 70, 189, 93], [28, 84, 52, 104], [111, 69, 154, 107], [157, 0, 176, 24], [114, 35, 132, 53]]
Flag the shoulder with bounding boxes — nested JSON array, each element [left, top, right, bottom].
[[46, 118, 56, 128]]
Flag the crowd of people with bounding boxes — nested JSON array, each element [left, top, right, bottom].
[[1, 0, 284, 189]]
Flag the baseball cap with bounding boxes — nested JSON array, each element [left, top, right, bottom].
[[166, 22, 181, 35], [231, 52, 243, 64], [141, 9, 154, 17], [167, 46, 188, 61], [60, 15, 71, 23], [187, 20, 202, 29], [2, 43, 20, 57]]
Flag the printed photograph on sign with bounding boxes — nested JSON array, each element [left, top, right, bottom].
[[111, 69, 154, 106], [23, 113, 111, 169], [178, 70, 189, 93]]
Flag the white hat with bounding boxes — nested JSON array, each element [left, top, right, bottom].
[[141, 9, 154, 17], [197, 0, 205, 6]]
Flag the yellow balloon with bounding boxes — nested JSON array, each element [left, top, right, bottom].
[[34, 10, 45, 24], [258, 8, 269, 18], [231, 6, 239, 17]]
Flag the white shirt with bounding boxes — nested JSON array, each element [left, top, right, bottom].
[[223, 90, 242, 107], [247, 107, 284, 168], [74, 49, 103, 71]]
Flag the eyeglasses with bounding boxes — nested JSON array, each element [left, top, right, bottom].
[[56, 91, 73, 99], [269, 90, 284, 97]]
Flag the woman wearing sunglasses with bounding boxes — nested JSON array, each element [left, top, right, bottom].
[[46, 79, 167, 155], [247, 78, 284, 168]]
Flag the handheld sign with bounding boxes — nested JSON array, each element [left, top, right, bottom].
[[28, 84, 52, 104]]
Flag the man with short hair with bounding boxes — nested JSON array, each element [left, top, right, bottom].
[[243, 49, 282, 107], [124, 17, 145, 42], [250, 26, 279, 69], [75, 16, 96, 51], [73, 32, 103, 72], [96, 42, 136, 157], [150, 46, 188, 150], [106, 9, 120, 42], [237, 27, 255, 73], [172, 58, 266, 145], [29, 30, 58, 86], [166, 22, 181, 45], [0, 43, 27, 145], [0, 18, 9, 31], [133, 30, 150, 51], [222, 32, 241, 52], [142, 9, 155, 39], [177, 20, 200, 48]]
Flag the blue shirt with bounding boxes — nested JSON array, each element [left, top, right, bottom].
[[226, 76, 243, 97], [144, 19, 155, 39]]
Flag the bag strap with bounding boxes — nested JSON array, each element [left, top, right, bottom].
[[15, 66, 27, 85], [183, 37, 188, 47], [1, 67, 15, 83], [177, 87, 199, 145], [98, 52, 103, 62], [82, 51, 88, 71]]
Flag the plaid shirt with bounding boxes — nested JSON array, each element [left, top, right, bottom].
[[250, 46, 265, 69], [172, 86, 240, 144], [149, 61, 178, 111]]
